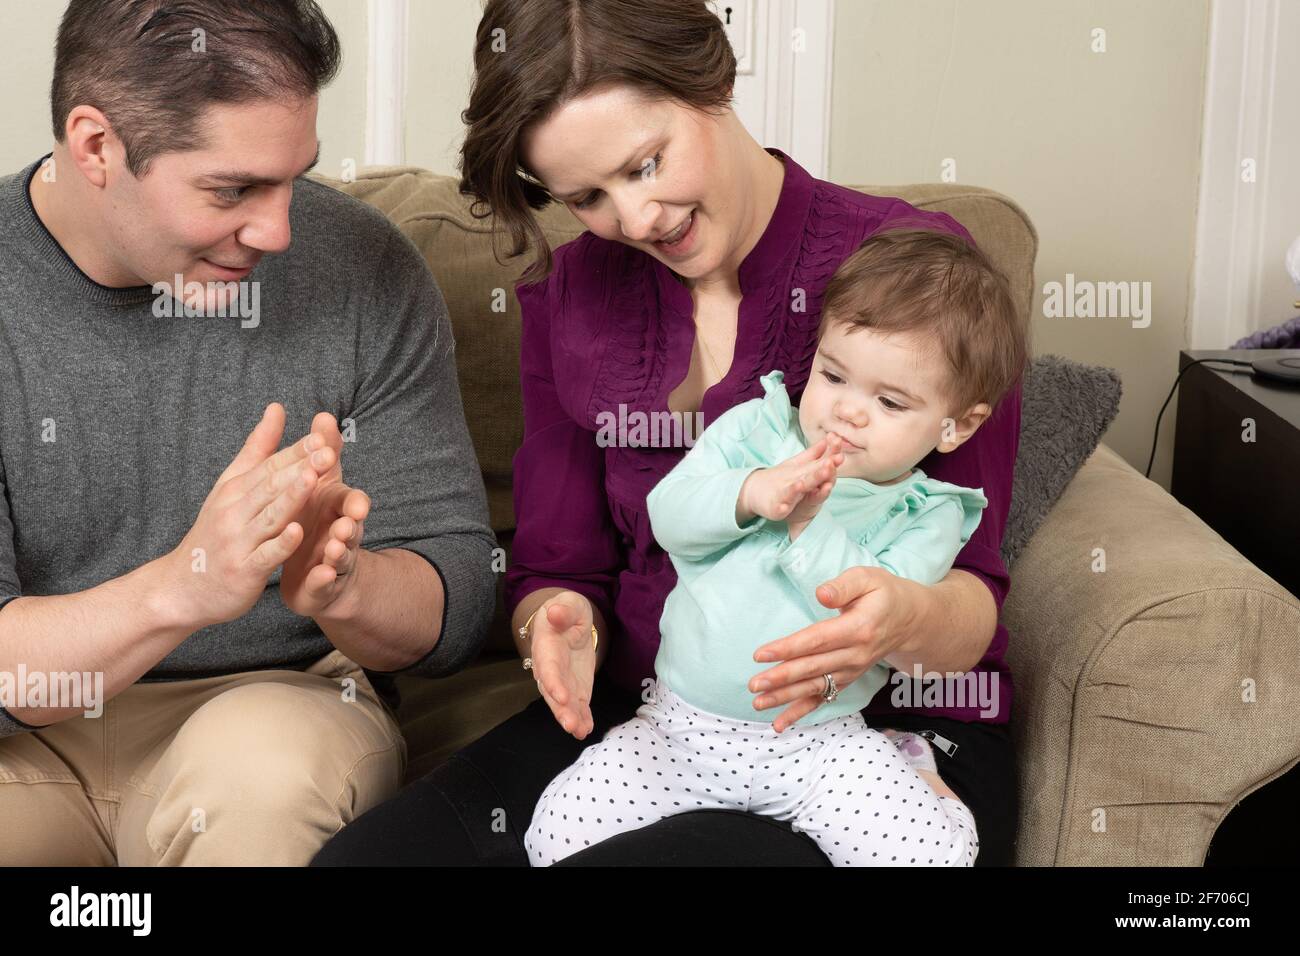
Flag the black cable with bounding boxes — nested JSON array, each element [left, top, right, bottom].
[[1145, 357, 1254, 478]]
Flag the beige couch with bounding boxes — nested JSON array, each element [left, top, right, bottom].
[[316, 167, 1300, 866]]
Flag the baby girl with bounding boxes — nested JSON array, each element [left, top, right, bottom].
[[525, 226, 1026, 866]]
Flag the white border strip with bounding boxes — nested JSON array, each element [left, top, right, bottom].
[[760, 0, 834, 179], [1189, 0, 1279, 348], [365, 0, 408, 167], [791, 0, 834, 179]]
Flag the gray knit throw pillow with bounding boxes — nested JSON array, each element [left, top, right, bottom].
[[1001, 355, 1123, 568]]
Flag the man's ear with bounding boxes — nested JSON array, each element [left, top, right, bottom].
[[935, 402, 992, 453], [63, 105, 116, 189]]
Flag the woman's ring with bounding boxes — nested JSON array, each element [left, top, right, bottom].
[[821, 673, 839, 702]]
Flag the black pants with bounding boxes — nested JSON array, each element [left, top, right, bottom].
[[311, 674, 1018, 866]]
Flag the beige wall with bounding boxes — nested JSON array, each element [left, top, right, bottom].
[[314, 0, 369, 180], [0, 2, 63, 172], [1, 0, 1210, 488], [0, 0, 372, 176], [829, 0, 1209, 487], [405, 0, 482, 178]]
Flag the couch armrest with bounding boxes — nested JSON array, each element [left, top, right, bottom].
[[1002, 443, 1300, 866]]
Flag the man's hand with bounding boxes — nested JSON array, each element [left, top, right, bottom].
[[279, 412, 373, 620], [163, 403, 335, 629]]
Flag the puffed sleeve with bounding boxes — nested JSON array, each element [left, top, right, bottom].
[[646, 369, 798, 561], [645, 398, 769, 562], [502, 268, 623, 626]]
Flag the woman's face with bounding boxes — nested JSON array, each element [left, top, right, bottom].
[[520, 84, 755, 284]]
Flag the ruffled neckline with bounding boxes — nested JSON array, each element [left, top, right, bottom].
[[754, 368, 797, 437], [756, 368, 988, 523]]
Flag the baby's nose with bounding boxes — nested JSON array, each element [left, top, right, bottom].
[[835, 399, 869, 427]]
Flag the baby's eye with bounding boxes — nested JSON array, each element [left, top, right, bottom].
[[880, 397, 905, 411], [819, 370, 843, 385]]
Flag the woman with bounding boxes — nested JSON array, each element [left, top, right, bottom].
[[313, 0, 1021, 866]]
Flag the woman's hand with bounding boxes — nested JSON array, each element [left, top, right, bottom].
[[527, 591, 598, 740], [748, 566, 930, 731], [738, 435, 844, 527]]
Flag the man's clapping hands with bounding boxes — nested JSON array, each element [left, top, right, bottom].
[[164, 403, 371, 628]]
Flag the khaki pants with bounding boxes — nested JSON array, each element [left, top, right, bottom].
[[0, 649, 406, 866]]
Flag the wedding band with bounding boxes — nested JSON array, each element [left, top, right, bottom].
[[821, 673, 839, 702]]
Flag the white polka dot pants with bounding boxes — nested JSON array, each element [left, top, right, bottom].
[[524, 680, 979, 867]]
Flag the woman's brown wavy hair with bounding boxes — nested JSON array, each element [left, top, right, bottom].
[[459, 0, 736, 284]]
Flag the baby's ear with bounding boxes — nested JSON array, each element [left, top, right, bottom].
[[936, 403, 992, 452], [961, 402, 993, 431]]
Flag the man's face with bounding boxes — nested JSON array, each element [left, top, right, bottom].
[[104, 96, 320, 309], [798, 321, 959, 485]]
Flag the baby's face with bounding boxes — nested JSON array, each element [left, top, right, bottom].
[[797, 322, 959, 485]]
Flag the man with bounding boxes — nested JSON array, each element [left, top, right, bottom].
[[0, 0, 497, 864]]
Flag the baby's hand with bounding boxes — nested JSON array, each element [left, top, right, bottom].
[[738, 434, 845, 527]]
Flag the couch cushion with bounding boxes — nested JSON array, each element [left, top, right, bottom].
[[1003, 355, 1122, 568]]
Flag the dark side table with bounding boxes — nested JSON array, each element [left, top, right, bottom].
[[1171, 349, 1300, 599], [1171, 349, 1300, 866]]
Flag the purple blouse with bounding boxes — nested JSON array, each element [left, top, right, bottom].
[[505, 148, 1021, 724]]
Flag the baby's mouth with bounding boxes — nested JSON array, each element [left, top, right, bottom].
[[828, 430, 863, 452]]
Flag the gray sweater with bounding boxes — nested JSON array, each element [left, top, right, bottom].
[[0, 156, 498, 737]]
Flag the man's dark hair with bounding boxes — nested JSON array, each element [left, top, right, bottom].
[[51, 0, 341, 177]]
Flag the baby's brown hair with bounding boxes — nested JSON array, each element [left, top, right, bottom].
[[818, 227, 1029, 418]]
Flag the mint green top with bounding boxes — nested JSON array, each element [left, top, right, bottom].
[[646, 369, 989, 725]]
